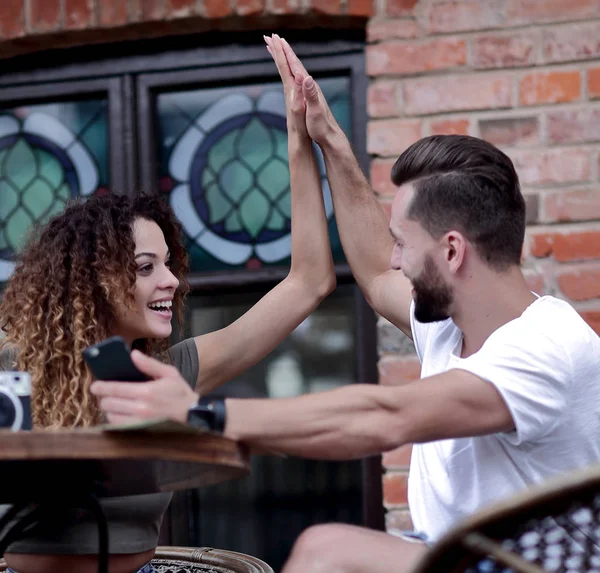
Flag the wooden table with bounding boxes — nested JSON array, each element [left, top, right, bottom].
[[0, 424, 250, 502]]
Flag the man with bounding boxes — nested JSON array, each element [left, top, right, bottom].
[[92, 36, 600, 573]]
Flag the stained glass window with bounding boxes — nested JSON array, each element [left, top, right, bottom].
[[0, 100, 109, 280], [156, 78, 351, 273]]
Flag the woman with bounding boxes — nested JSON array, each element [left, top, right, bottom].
[[0, 35, 334, 573]]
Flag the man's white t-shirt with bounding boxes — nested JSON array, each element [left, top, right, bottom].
[[408, 295, 600, 542]]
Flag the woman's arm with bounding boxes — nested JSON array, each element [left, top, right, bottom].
[[192, 35, 336, 394]]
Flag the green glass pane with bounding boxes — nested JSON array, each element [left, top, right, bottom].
[[274, 130, 288, 162], [22, 178, 55, 219], [238, 118, 272, 170], [220, 160, 253, 202], [5, 209, 33, 251], [225, 211, 243, 233], [46, 196, 68, 220], [38, 150, 64, 189], [208, 131, 238, 174], [267, 208, 286, 231], [0, 181, 19, 220], [5, 139, 36, 189], [257, 158, 289, 201], [206, 182, 231, 224], [239, 189, 270, 239], [202, 167, 215, 188], [277, 190, 292, 219], [56, 183, 70, 201]]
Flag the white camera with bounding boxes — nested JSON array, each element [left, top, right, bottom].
[[0, 372, 32, 431]]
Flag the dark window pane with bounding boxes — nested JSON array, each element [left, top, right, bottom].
[[178, 285, 362, 571], [0, 99, 109, 280], [156, 78, 350, 273]]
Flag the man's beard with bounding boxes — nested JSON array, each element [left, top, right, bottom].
[[412, 254, 453, 323]]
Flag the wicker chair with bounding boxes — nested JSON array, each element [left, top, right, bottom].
[[412, 463, 600, 573], [0, 546, 274, 573]]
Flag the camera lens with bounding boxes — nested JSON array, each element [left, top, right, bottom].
[[0, 393, 16, 428]]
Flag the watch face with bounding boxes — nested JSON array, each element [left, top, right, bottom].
[[187, 406, 212, 431]]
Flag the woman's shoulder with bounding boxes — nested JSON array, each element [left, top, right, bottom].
[[168, 338, 198, 388]]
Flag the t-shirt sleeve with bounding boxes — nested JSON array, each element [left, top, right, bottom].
[[168, 338, 199, 389], [455, 325, 573, 445]]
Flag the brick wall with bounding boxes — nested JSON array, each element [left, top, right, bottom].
[[2, 0, 600, 535], [369, 0, 600, 534]]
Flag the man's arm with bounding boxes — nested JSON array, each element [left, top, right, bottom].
[[224, 368, 514, 460], [281, 38, 413, 337]]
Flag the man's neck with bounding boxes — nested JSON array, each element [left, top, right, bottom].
[[451, 266, 538, 358]]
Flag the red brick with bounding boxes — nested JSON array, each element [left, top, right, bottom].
[[383, 444, 413, 469], [367, 38, 466, 77], [556, 263, 600, 301], [270, 0, 296, 14], [543, 23, 600, 63], [30, 0, 61, 32], [588, 68, 600, 100], [383, 472, 409, 506], [386, 508, 414, 533], [378, 355, 421, 385], [64, 0, 94, 29], [511, 148, 591, 186], [371, 159, 397, 197], [473, 32, 538, 69], [530, 229, 600, 262], [404, 73, 512, 116], [368, 80, 403, 118], [347, 0, 374, 17], [236, 0, 264, 15], [548, 109, 600, 144], [523, 270, 546, 294], [507, 0, 600, 25], [380, 200, 393, 222], [367, 18, 420, 42], [579, 309, 600, 336], [165, 0, 196, 18], [308, 0, 342, 14], [520, 71, 581, 106], [544, 189, 600, 222], [202, 0, 234, 17], [479, 116, 539, 147], [0, 0, 24, 38], [140, 0, 165, 19], [368, 119, 422, 157], [430, 118, 470, 136], [423, 0, 506, 34], [385, 0, 418, 16], [99, 0, 129, 26]]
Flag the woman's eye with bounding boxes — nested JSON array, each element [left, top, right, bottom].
[[138, 264, 153, 273], [165, 260, 172, 269]]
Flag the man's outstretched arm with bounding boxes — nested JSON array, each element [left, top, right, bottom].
[[279, 37, 413, 336]]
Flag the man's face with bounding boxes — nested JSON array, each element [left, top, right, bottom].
[[411, 253, 453, 323], [389, 184, 454, 323]]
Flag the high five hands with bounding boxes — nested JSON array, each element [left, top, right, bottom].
[[264, 34, 341, 146]]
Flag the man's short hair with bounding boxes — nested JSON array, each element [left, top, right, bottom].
[[391, 135, 525, 270]]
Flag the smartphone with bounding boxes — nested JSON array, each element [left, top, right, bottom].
[[82, 336, 149, 382]]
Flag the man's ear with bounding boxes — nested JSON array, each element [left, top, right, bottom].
[[443, 231, 466, 274]]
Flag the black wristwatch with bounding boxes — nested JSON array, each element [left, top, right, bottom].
[[187, 396, 226, 433]]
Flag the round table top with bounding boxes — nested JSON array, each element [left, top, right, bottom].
[[0, 424, 250, 502]]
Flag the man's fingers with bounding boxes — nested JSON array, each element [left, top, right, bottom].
[[97, 396, 146, 417], [302, 76, 320, 103], [130, 350, 174, 380], [91, 380, 149, 399]]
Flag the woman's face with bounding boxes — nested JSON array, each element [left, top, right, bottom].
[[113, 217, 180, 345]]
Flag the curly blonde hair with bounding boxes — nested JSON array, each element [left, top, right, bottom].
[[0, 194, 189, 428]]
